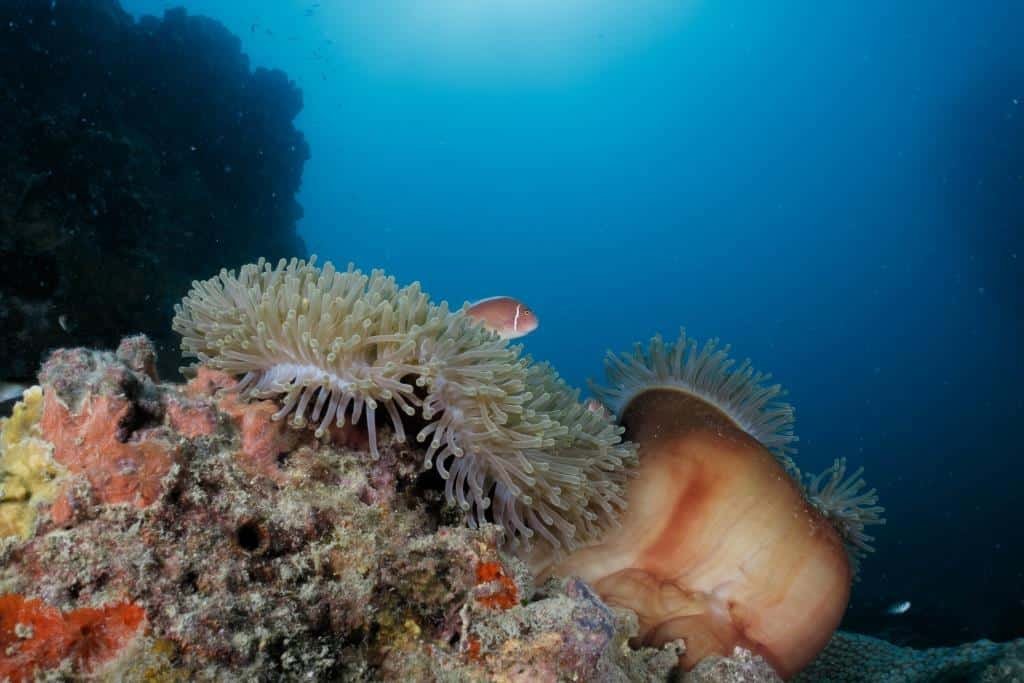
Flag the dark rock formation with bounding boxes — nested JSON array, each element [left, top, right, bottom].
[[0, 0, 310, 381]]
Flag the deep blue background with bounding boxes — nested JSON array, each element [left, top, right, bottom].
[[123, 0, 1024, 644]]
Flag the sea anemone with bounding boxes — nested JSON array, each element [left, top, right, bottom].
[[803, 458, 886, 575], [589, 331, 798, 470], [541, 331, 879, 678], [172, 256, 636, 553]]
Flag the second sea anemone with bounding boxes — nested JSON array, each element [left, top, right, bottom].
[[541, 331, 885, 678]]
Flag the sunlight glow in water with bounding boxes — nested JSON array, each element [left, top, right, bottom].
[[324, 0, 698, 84]]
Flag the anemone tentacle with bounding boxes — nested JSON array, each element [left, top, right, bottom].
[[590, 330, 798, 465], [804, 457, 886, 576]]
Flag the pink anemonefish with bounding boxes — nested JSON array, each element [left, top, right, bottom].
[[466, 296, 539, 340]]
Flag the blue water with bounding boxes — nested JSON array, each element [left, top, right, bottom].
[[123, 0, 1024, 644]]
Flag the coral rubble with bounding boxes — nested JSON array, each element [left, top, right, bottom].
[[0, 0, 309, 381], [0, 337, 677, 681]]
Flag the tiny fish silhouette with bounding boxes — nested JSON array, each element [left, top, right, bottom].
[[466, 297, 538, 340], [885, 601, 911, 615]]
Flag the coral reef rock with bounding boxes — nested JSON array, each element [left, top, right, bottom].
[[686, 647, 782, 683], [0, 0, 309, 381], [0, 337, 681, 681]]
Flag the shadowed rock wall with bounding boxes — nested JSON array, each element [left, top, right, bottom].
[[0, 0, 310, 380]]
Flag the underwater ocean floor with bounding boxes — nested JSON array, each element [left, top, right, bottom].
[[1, 337, 1021, 681], [0, 258, 1020, 682]]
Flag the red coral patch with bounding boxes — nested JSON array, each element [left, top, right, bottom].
[[166, 399, 219, 438], [216, 393, 301, 482], [475, 562, 519, 610], [65, 602, 147, 672], [184, 366, 237, 398], [47, 481, 94, 528], [40, 392, 176, 509], [0, 595, 145, 681], [185, 367, 373, 478], [465, 635, 482, 661]]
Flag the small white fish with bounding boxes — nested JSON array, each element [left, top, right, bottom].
[[466, 296, 539, 340], [885, 601, 911, 615], [58, 314, 71, 332], [0, 382, 29, 403]]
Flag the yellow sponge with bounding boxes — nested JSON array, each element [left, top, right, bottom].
[[0, 386, 65, 538]]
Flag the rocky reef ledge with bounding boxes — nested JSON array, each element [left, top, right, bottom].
[[0, 336, 714, 681], [3, 337, 1021, 681]]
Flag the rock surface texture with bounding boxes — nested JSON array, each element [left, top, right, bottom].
[[0, 338, 686, 681]]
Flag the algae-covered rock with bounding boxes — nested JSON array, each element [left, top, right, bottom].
[[0, 337, 680, 681], [685, 647, 782, 683]]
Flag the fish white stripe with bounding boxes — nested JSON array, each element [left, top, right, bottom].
[[468, 296, 508, 306]]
